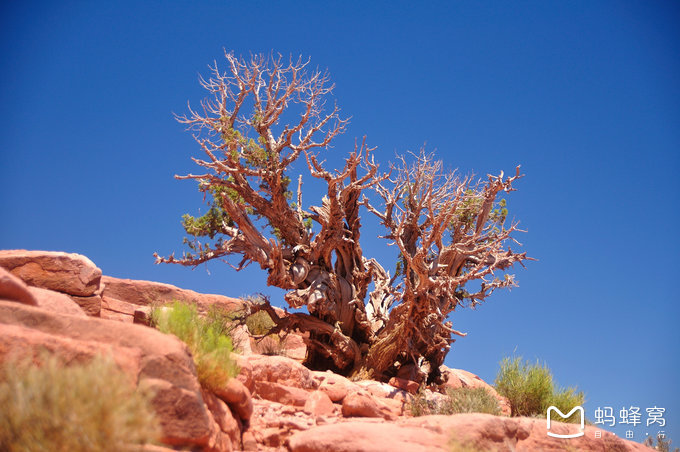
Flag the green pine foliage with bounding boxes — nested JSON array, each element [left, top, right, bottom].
[[180, 123, 296, 254]]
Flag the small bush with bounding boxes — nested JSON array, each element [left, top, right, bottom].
[[0, 353, 159, 452], [151, 301, 238, 391], [443, 387, 501, 415], [245, 309, 275, 336], [494, 356, 584, 422], [448, 437, 490, 452], [254, 335, 285, 356], [409, 387, 500, 416], [205, 304, 239, 337], [644, 433, 679, 452]]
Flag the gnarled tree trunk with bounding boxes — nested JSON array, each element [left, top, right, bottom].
[[156, 52, 531, 383]]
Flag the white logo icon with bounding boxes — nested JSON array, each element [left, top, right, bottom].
[[547, 406, 585, 438]]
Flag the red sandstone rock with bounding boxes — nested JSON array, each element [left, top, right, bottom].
[[0, 250, 102, 296], [100, 275, 242, 312], [355, 379, 409, 402], [0, 322, 142, 379], [388, 376, 420, 394], [101, 308, 134, 323], [405, 413, 653, 452], [0, 266, 38, 305], [341, 390, 396, 420], [255, 381, 311, 407], [213, 378, 254, 422], [133, 306, 152, 325], [312, 370, 360, 402], [202, 389, 241, 451], [282, 333, 307, 361], [68, 294, 102, 316], [289, 414, 653, 452], [233, 353, 255, 393], [288, 420, 447, 452], [441, 366, 490, 390], [230, 324, 253, 355], [0, 300, 232, 451], [246, 354, 318, 389], [27, 286, 86, 317], [261, 427, 284, 447], [100, 295, 142, 323], [303, 390, 335, 416], [241, 430, 257, 451], [102, 295, 138, 315]]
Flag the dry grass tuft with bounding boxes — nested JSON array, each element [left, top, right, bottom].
[[0, 353, 160, 452]]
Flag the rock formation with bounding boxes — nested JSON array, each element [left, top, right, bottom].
[[0, 250, 653, 451]]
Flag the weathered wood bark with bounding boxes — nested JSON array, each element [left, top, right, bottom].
[[156, 52, 532, 381]]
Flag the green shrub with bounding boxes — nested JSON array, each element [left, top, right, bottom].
[[0, 353, 159, 452], [205, 304, 239, 337], [443, 387, 501, 415], [245, 309, 275, 336], [151, 301, 238, 391], [409, 387, 500, 416], [494, 356, 584, 422]]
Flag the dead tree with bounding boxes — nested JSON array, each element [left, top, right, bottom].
[[156, 52, 531, 384]]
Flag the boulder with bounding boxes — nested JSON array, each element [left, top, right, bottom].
[[241, 430, 258, 451], [313, 370, 360, 402], [388, 377, 419, 394], [0, 266, 38, 305], [133, 306, 152, 325], [303, 390, 335, 416], [0, 250, 101, 296], [245, 354, 318, 390], [100, 275, 242, 312], [213, 378, 253, 422], [354, 379, 409, 402], [254, 381, 311, 407], [202, 389, 241, 451], [341, 390, 396, 420], [441, 366, 492, 390]]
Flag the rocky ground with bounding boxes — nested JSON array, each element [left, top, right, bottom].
[[0, 250, 653, 452]]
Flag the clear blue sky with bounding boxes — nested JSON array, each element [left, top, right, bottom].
[[1, 0, 678, 443]]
